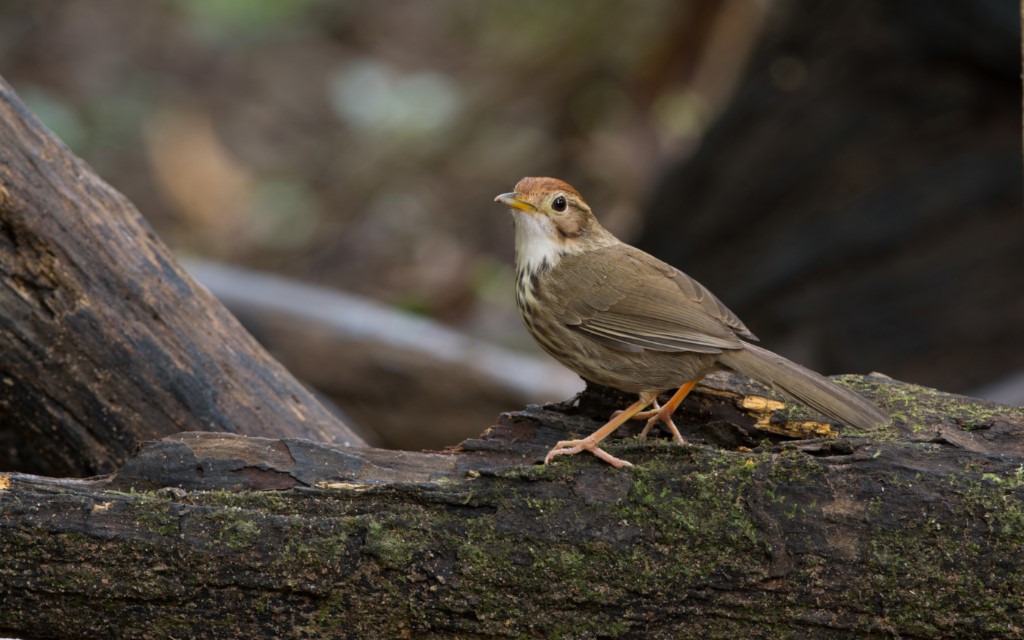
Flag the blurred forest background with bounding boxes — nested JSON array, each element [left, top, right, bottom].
[[0, 0, 1020, 448]]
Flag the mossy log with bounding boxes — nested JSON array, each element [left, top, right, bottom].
[[2, 374, 1023, 639], [0, 75, 362, 477]]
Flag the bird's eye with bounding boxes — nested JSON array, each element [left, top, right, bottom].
[[552, 195, 567, 212]]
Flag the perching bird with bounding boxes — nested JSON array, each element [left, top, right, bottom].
[[496, 177, 888, 468]]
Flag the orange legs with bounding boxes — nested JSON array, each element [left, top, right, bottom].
[[544, 391, 658, 469], [544, 380, 700, 468]]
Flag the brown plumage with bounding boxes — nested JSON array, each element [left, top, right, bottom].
[[496, 177, 888, 468]]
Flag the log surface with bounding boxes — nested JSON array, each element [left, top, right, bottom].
[[2, 374, 1022, 639]]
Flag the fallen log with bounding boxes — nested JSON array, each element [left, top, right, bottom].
[[1, 374, 1022, 639], [0, 75, 363, 478]]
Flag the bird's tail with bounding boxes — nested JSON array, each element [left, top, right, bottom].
[[718, 342, 888, 430]]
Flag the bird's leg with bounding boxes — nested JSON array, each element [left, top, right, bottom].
[[545, 391, 658, 468], [635, 380, 700, 444]]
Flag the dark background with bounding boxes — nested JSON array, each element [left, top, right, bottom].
[[1, 0, 1019, 411]]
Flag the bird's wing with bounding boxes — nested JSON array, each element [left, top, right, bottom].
[[544, 244, 757, 354]]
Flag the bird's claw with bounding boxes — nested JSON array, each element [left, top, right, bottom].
[[544, 438, 633, 468]]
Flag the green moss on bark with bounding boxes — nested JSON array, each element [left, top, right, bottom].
[[3, 429, 1023, 638]]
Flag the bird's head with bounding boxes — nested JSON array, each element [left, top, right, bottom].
[[495, 177, 614, 272]]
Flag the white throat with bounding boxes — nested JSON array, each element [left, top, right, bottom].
[[512, 212, 564, 274]]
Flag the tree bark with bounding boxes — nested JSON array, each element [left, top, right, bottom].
[[1, 374, 1023, 639], [0, 76, 363, 478]]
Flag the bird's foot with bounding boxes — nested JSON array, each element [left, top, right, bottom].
[[544, 438, 633, 468]]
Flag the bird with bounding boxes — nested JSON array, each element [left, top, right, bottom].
[[495, 177, 888, 468]]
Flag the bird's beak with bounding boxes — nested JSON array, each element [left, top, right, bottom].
[[494, 192, 536, 212]]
